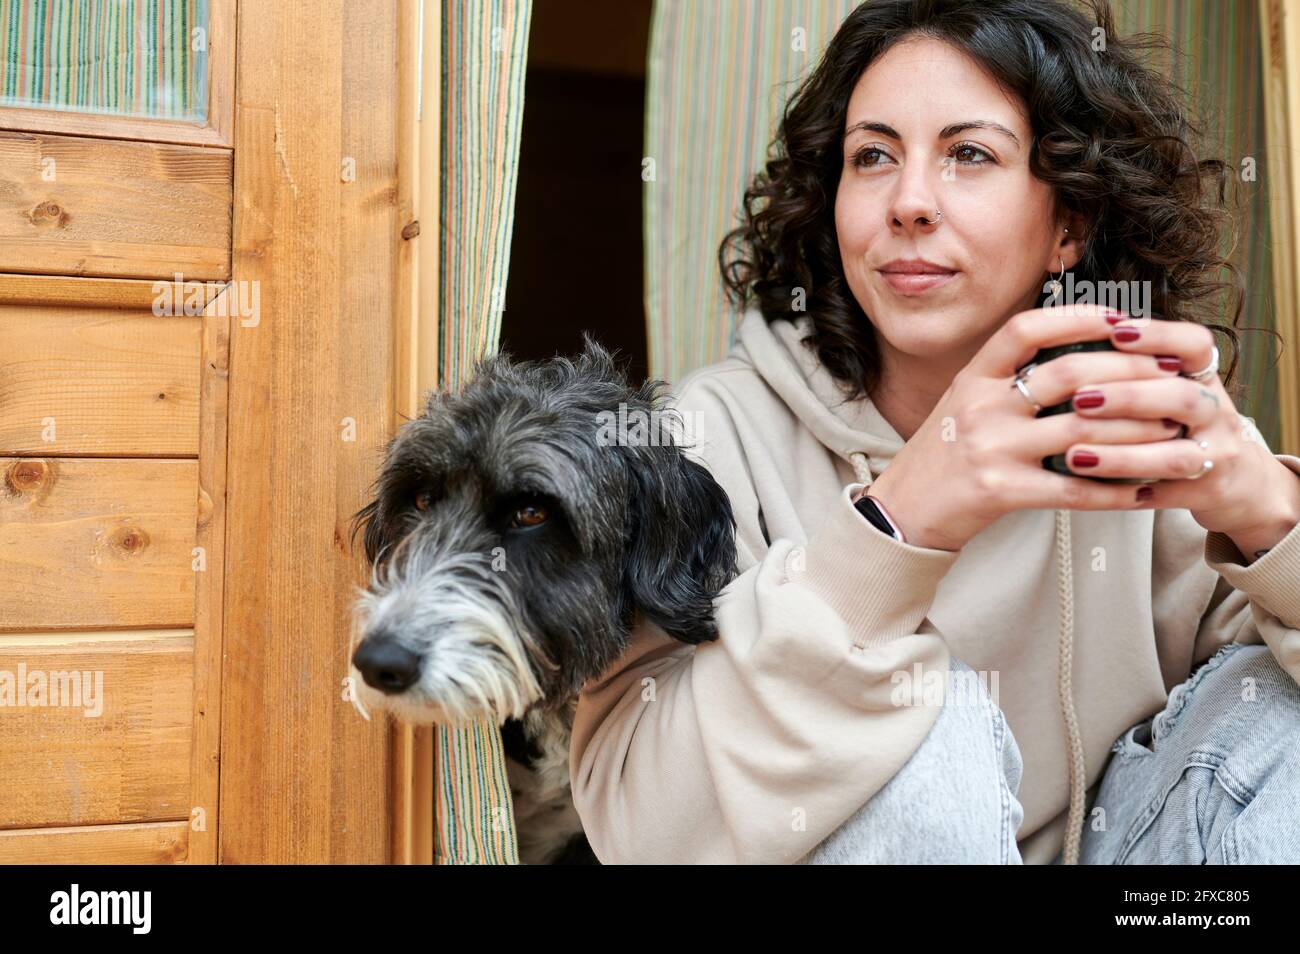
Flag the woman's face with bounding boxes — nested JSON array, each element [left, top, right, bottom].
[[835, 35, 1077, 373]]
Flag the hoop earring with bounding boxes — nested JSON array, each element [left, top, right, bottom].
[[1047, 256, 1066, 299]]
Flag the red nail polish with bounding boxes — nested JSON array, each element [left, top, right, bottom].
[[1114, 328, 1141, 343], [1156, 355, 1181, 372], [1105, 312, 1127, 325], [1072, 451, 1100, 468], [1161, 418, 1181, 429], [1136, 485, 1155, 502], [1073, 389, 1105, 409]]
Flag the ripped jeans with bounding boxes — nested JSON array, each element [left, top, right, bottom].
[[801, 643, 1300, 864], [1075, 642, 1300, 864]]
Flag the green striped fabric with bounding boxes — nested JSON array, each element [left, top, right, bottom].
[[1111, 0, 1279, 451], [645, 0, 860, 384], [0, 0, 209, 122], [439, 0, 532, 389], [434, 0, 532, 866], [434, 721, 518, 865], [645, 0, 1278, 448]]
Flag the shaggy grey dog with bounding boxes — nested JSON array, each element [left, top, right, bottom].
[[350, 337, 737, 864]]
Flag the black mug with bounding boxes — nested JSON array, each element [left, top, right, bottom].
[[1017, 331, 1173, 484]]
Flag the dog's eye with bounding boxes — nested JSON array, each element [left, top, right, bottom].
[[413, 490, 434, 512], [509, 501, 549, 529]]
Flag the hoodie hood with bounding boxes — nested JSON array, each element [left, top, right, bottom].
[[734, 310, 902, 484], [727, 307, 1088, 865]]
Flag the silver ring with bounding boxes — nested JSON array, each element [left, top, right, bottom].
[[1012, 364, 1041, 412], [1183, 344, 1220, 382], [1184, 439, 1213, 479]]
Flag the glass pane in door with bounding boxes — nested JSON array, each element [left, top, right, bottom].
[[0, 0, 209, 122]]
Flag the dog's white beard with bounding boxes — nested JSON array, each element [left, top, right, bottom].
[[353, 551, 547, 724]]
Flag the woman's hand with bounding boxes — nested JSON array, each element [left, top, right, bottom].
[[1067, 316, 1300, 562], [867, 304, 1185, 551]]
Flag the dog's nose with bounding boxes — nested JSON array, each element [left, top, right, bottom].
[[353, 636, 421, 694]]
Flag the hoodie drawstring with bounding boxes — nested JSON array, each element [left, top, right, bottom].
[[1055, 509, 1086, 864], [848, 449, 1086, 864], [848, 451, 873, 486]]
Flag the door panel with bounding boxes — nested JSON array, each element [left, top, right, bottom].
[[0, 280, 226, 863], [0, 458, 198, 629], [0, 821, 189, 864], [0, 632, 193, 829], [0, 131, 232, 279], [0, 306, 201, 456]]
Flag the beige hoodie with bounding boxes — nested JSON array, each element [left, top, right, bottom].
[[569, 309, 1300, 864]]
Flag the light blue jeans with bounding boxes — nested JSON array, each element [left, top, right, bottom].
[[1076, 642, 1300, 864], [802, 644, 1300, 864], [803, 656, 1025, 863]]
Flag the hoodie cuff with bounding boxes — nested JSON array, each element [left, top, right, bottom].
[[794, 483, 961, 650], [1204, 453, 1300, 628]]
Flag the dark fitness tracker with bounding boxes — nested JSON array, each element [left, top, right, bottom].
[[854, 492, 905, 541]]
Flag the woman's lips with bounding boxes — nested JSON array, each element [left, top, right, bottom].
[[878, 269, 958, 295]]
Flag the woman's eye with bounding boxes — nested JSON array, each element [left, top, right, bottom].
[[950, 142, 994, 164], [509, 501, 549, 529], [413, 491, 433, 512], [850, 143, 994, 170], [850, 146, 889, 168]]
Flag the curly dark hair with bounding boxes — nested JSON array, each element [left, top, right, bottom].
[[719, 0, 1265, 403]]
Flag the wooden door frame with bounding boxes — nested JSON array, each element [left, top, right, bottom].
[[390, 0, 437, 866], [1261, 0, 1300, 456], [217, 0, 426, 863]]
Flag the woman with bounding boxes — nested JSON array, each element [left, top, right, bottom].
[[570, 0, 1300, 863]]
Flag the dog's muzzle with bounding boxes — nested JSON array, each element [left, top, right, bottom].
[[350, 521, 547, 723]]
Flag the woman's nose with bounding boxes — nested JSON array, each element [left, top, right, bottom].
[[888, 165, 945, 231], [890, 199, 943, 231]]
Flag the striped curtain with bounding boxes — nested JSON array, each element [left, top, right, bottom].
[[434, 0, 532, 865], [644, 0, 859, 384], [439, 0, 531, 388], [0, 0, 209, 121], [1110, 0, 1279, 451], [645, 0, 1278, 449]]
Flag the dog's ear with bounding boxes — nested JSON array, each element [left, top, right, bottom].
[[351, 497, 390, 569], [620, 445, 737, 645]]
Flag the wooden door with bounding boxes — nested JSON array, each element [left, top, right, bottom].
[[0, 0, 236, 862], [0, 0, 414, 866]]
